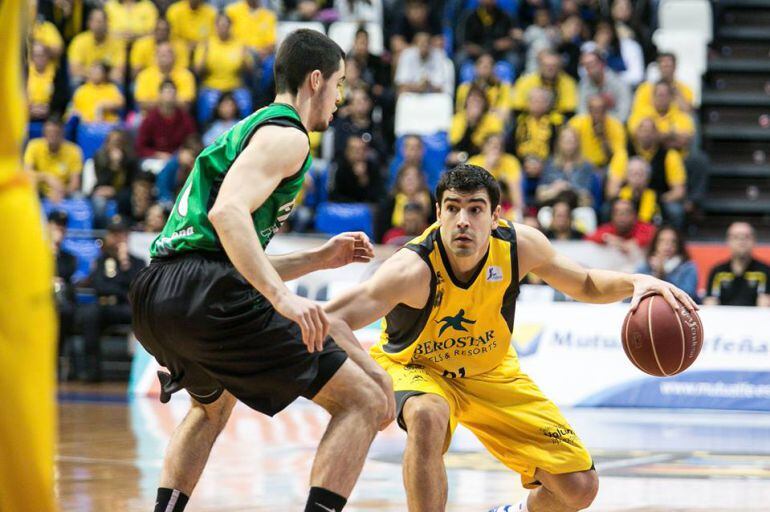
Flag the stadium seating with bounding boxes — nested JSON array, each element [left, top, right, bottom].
[[76, 122, 118, 161], [389, 132, 450, 190], [61, 237, 101, 282], [276, 21, 325, 46], [314, 202, 374, 238], [43, 198, 95, 231], [658, 0, 713, 42], [395, 93, 453, 136], [327, 21, 385, 55]]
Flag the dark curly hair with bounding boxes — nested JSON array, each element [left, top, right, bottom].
[[435, 164, 501, 211]]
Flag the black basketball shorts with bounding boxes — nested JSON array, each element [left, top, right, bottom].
[[128, 253, 347, 416]]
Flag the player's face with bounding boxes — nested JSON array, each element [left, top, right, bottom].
[[309, 59, 345, 132], [438, 189, 500, 259]]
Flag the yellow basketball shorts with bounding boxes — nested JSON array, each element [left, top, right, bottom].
[[373, 350, 593, 488], [0, 177, 57, 512]]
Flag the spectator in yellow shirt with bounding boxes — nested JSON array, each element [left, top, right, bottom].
[[628, 81, 695, 154], [104, 0, 158, 42], [24, 119, 84, 201], [67, 9, 126, 85], [70, 62, 125, 123], [625, 118, 687, 228], [130, 18, 189, 77], [512, 50, 578, 116], [31, 16, 65, 62], [134, 42, 197, 110], [468, 133, 523, 219], [632, 52, 694, 115], [449, 85, 505, 164], [194, 14, 254, 123], [28, 42, 57, 121], [225, 0, 277, 58], [568, 94, 627, 191], [166, 0, 217, 49], [618, 157, 660, 224], [512, 86, 564, 162], [455, 53, 512, 121]]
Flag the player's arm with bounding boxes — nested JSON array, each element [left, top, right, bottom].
[[208, 125, 328, 352], [267, 231, 375, 281], [517, 224, 697, 312], [324, 248, 431, 331], [323, 249, 430, 429]]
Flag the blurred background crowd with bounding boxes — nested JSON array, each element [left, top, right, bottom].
[[25, 0, 770, 382]]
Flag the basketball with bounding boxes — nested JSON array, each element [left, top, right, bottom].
[[621, 294, 704, 377]]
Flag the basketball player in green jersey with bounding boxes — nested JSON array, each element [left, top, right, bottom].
[[325, 165, 697, 512], [130, 30, 395, 512]]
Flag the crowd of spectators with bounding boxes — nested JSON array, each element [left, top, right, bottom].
[[26, 0, 769, 381]]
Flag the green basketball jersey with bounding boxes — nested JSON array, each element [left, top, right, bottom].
[[151, 103, 312, 258]]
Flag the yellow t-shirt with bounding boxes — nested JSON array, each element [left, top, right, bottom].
[[455, 81, 512, 113], [134, 66, 197, 104], [27, 63, 56, 107], [619, 186, 658, 223], [67, 31, 126, 71], [568, 114, 627, 179], [225, 1, 277, 52], [32, 20, 64, 57], [467, 153, 521, 184], [104, 0, 158, 40], [194, 36, 250, 91], [130, 36, 189, 73], [23, 139, 83, 194], [449, 112, 504, 152], [632, 80, 694, 116], [166, 0, 217, 45], [627, 106, 695, 139], [511, 72, 578, 115], [513, 112, 564, 161], [71, 82, 124, 123]]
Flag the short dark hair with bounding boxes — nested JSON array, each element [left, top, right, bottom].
[[274, 29, 345, 95], [435, 164, 501, 210], [647, 225, 690, 262], [657, 52, 677, 64]]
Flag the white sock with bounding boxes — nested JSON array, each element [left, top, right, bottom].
[[516, 498, 529, 512]]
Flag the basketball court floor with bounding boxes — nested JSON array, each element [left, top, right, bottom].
[[57, 384, 770, 511]]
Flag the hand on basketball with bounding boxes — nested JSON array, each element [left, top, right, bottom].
[[318, 232, 375, 269], [273, 292, 329, 353], [630, 274, 698, 314]]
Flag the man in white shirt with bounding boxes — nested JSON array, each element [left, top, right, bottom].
[[395, 31, 453, 95]]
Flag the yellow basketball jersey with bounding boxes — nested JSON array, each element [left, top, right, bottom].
[[376, 221, 521, 377], [0, 0, 27, 187]]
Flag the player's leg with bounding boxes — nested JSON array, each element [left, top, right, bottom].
[[456, 360, 595, 512], [307, 359, 388, 510], [525, 468, 598, 512], [401, 394, 452, 512], [0, 184, 57, 512], [158, 390, 237, 497]]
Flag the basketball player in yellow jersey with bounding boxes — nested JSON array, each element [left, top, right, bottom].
[[0, 1, 58, 511], [325, 165, 696, 511]]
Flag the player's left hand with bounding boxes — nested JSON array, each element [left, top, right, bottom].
[[630, 274, 698, 314], [318, 232, 375, 269]]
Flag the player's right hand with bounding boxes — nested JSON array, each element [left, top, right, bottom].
[[273, 292, 329, 353]]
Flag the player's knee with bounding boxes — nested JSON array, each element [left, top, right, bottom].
[[561, 470, 599, 510], [403, 396, 450, 441], [339, 374, 387, 423], [192, 392, 236, 433]]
